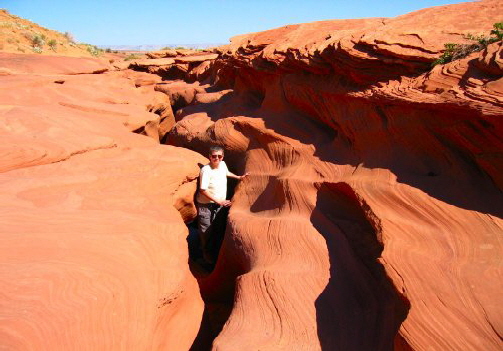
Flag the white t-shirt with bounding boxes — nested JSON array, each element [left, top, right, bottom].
[[197, 161, 229, 204]]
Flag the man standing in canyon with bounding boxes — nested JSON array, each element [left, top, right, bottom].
[[196, 146, 249, 265]]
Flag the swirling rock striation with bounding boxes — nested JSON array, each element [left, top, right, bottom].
[[0, 53, 206, 350], [168, 1, 503, 350]]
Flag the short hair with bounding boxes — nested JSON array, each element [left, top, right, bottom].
[[209, 145, 224, 154]]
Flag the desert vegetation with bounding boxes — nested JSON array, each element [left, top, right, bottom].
[[83, 44, 103, 56], [124, 53, 141, 61], [63, 31, 74, 43], [48, 39, 57, 51], [0, 9, 99, 56], [432, 22, 503, 66]]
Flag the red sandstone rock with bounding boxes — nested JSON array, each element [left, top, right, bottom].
[[218, 0, 502, 84], [154, 81, 207, 112], [3, 1, 503, 350], [130, 58, 176, 68], [174, 54, 219, 63], [476, 41, 503, 76], [194, 89, 233, 105], [187, 60, 214, 83], [175, 49, 199, 56], [167, 1, 503, 350], [146, 49, 179, 59], [0, 52, 111, 75], [128, 52, 220, 82], [145, 49, 211, 59], [0, 53, 206, 350]]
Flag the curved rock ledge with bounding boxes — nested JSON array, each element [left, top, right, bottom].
[[216, 0, 501, 84]]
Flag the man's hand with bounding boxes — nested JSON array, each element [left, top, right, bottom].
[[239, 172, 250, 180], [218, 199, 232, 207]]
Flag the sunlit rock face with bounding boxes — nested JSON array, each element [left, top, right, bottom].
[[0, 53, 206, 350], [167, 0, 503, 350]]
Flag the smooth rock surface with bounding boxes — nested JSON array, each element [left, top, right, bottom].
[[0, 53, 206, 350]]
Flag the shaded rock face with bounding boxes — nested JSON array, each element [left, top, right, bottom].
[[164, 1, 503, 350], [0, 53, 206, 350], [129, 53, 218, 83]]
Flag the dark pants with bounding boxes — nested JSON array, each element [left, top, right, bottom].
[[197, 202, 228, 264]]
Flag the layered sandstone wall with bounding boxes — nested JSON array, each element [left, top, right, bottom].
[[166, 1, 503, 350], [0, 53, 206, 350]]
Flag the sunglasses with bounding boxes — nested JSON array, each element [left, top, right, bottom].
[[210, 154, 223, 159]]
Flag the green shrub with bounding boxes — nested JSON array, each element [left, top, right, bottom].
[[490, 22, 503, 41], [124, 53, 140, 61], [32, 46, 42, 54], [432, 22, 503, 67], [48, 39, 57, 51], [85, 44, 103, 56], [175, 46, 186, 50], [32, 34, 45, 47], [3, 21, 29, 29]]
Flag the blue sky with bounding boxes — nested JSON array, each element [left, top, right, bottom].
[[5, 0, 468, 45]]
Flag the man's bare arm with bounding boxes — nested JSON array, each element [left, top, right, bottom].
[[227, 171, 250, 180]]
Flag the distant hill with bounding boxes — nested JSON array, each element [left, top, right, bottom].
[[0, 9, 102, 57]]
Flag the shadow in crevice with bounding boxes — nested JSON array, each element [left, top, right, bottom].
[[187, 210, 237, 351], [189, 302, 233, 351], [187, 206, 231, 275], [311, 182, 409, 351], [186, 210, 232, 351], [249, 176, 287, 213], [186, 176, 241, 351]]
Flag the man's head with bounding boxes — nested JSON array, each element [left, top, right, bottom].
[[209, 146, 224, 168]]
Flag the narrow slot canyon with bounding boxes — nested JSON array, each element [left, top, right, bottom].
[[136, 19, 502, 348], [150, 70, 407, 349], [158, 74, 412, 350], [1, 2, 502, 351]]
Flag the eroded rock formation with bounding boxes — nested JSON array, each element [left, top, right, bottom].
[[2, 0, 502, 350], [163, 1, 503, 350], [0, 53, 206, 350], [129, 52, 218, 82]]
